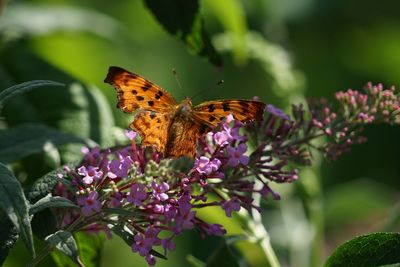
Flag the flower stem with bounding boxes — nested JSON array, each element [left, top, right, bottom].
[[249, 179, 281, 267]]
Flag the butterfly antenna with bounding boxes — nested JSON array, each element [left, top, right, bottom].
[[172, 68, 186, 99], [191, 79, 225, 101]]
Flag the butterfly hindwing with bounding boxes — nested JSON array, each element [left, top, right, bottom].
[[192, 100, 266, 126], [104, 66, 177, 113], [165, 114, 204, 158], [130, 110, 172, 154]]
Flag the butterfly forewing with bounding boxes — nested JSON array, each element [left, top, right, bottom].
[[104, 66, 177, 113], [192, 100, 266, 126]]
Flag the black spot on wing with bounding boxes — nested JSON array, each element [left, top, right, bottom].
[[127, 73, 138, 79], [142, 83, 151, 91], [132, 90, 138, 95], [155, 90, 164, 100], [223, 102, 230, 111], [209, 115, 216, 122], [136, 96, 144, 101], [208, 104, 215, 112], [199, 124, 208, 134], [148, 101, 154, 107], [238, 101, 250, 113], [150, 111, 156, 119], [239, 101, 249, 108]]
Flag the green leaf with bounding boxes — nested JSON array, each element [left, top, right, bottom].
[[325, 232, 400, 267], [186, 254, 205, 267], [144, 0, 222, 66], [0, 124, 87, 164], [74, 231, 104, 267], [110, 224, 135, 246], [31, 209, 58, 241], [0, 41, 114, 165], [45, 230, 82, 266], [25, 162, 78, 203], [51, 232, 104, 267], [0, 80, 64, 107], [206, 239, 240, 267], [0, 213, 19, 265], [29, 195, 78, 215], [1, 4, 129, 41], [203, 0, 248, 65], [0, 163, 35, 257]]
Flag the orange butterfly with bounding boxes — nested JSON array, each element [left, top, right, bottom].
[[104, 66, 266, 158]]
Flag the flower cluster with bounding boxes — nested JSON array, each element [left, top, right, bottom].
[[52, 83, 400, 265]]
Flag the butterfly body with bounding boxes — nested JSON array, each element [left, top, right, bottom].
[[105, 66, 266, 158]]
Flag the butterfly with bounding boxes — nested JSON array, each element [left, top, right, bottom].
[[104, 66, 266, 158]]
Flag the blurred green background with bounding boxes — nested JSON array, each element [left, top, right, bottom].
[[1, 0, 400, 266]]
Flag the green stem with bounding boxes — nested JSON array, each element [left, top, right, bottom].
[[298, 167, 324, 267], [310, 197, 324, 267], [26, 244, 55, 267], [249, 217, 281, 267], [249, 179, 281, 267]]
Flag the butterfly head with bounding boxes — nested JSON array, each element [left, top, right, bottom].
[[177, 98, 193, 115]]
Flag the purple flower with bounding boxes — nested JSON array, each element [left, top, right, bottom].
[[127, 183, 147, 206], [108, 192, 123, 208], [266, 104, 290, 120], [213, 131, 230, 146], [77, 191, 102, 216], [132, 234, 151, 257], [81, 146, 90, 154], [226, 114, 234, 123], [177, 209, 195, 231], [221, 197, 241, 217], [153, 204, 165, 213], [205, 224, 226, 236], [162, 238, 176, 252], [144, 227, 161, 245], [226, 143, 249, 167], [77, 166, 103, 185], [195, 156, 221, 175], [164, 204, 178, 223], [145, 255, 156, 266], [178, 195, 192, 212], [131, 228, 161, 257], [151, 181, 169, 201], [124, 130, 137, 141], [220, 118, 247, 143], [174, 195, 195, 232], [81, 147, 101, 164], [107, 156, 133, 178]]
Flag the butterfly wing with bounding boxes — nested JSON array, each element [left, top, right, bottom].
[[130, 110, 173, 154], [132, 110, 202, 158], [104, 66, 177, 113], [164, 114, 203, 158], [163, 99, 265, 158], [192, 99, 266, 126]]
